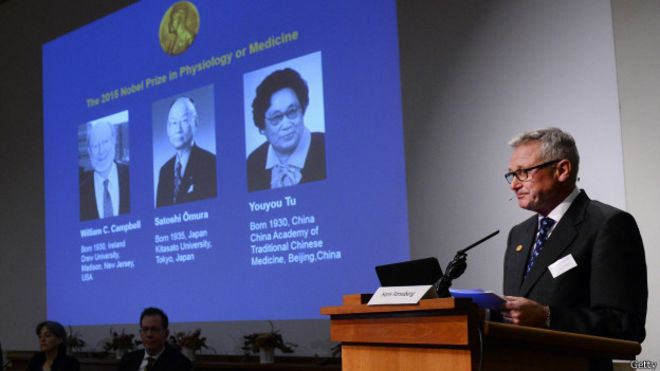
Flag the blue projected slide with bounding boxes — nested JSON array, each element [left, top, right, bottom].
[[43, 0, 409, 325]]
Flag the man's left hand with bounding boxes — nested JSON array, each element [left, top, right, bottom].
[[502, 296, 549, 328]]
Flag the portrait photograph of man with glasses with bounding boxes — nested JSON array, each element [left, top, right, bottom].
[[79, 112, 131, 222]]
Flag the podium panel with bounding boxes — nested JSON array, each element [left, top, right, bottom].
[[330, 314, 469, 345], [321, 294, 641, 371], [342, 344, 471, 371]]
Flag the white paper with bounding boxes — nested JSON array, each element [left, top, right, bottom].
[[548, 254, 578, 278], [368, 285, 436, 305]]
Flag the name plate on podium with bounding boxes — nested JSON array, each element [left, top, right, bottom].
[[368, 285, 437, 305]]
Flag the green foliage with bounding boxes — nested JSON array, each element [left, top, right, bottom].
[[242, 321, 297, 355]]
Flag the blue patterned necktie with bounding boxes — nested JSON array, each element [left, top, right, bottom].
[[173, 160, 182, 203], [525, 217, 555, 278], [102, 179, 113, 218]]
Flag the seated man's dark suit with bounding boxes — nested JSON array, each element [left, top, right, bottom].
[[156, 144, 217, 207], [118, 344, 192, 371], [504, 190, 647, 370], [79, 162, 131, 221], [247, 132, 326, 192]]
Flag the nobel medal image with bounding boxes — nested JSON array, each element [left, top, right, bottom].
[[159, 1, 200, 56]]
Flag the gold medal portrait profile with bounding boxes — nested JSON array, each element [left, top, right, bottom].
[[159, 1, 200, 56]]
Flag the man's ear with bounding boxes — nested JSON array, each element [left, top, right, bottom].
[[556, 159, 572, 182]]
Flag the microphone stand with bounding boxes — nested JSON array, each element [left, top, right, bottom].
[[435, 230, 499, 297]]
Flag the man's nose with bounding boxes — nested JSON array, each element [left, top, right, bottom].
[[510, 177, 522, 190]]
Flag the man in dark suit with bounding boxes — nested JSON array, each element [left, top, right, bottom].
[[156, 97, 216, 207], [502, 127, 647, 370], [118, 307, 192, 371], [80, 121, 130, 221]]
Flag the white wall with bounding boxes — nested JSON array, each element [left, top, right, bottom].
[[612, 0, 660, 363], [401, 0, 625, 291]]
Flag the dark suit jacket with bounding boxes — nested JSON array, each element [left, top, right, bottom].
[[504, 190, 647, 340], [247, 132, 326, 192], [156, 144, 217, 207], [118, 344, 192, 371], [27, 352, 80, 371], [79, 162, 130, 221]]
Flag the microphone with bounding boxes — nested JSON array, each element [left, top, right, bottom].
[[434, 230, 500, 297]]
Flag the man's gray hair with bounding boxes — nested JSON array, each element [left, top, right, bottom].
[[508, 127, 580, 181], [169, 96, 199, 122], [86, 121, 116, 144]]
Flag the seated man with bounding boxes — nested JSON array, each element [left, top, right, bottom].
[[118, 307, 192, 371]]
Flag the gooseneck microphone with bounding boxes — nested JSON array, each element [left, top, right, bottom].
[[435, 230, 500, 297]]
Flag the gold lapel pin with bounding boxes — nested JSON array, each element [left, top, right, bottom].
[[515, 244, 524, 252]]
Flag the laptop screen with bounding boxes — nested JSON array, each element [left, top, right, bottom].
[[375, 257, 443, 287]]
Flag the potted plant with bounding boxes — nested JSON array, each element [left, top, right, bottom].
[[66, 326, 86, 354], [102, 328, 137, 359], [242, 321, 296, 364], [169, 329, 211, 362]]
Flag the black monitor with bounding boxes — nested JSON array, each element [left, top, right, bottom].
[[375, 257, 443, 287]]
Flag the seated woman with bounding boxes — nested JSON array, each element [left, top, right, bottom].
[[27, 321, 80, 371], [248, 68, 326, 191]]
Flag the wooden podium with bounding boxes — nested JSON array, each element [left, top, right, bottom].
[[320, 295, 641, 371]]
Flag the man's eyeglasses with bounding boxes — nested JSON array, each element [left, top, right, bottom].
[[89, 138, 113, 154], [265, 106, 302, 126], [140, 327, 164, 334], [504, 159, 561, 184]]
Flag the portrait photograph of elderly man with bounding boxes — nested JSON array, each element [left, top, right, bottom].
[[79, 112, 131, 221], [244, 52, 327, 192], [153, 85, 217, 207]]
